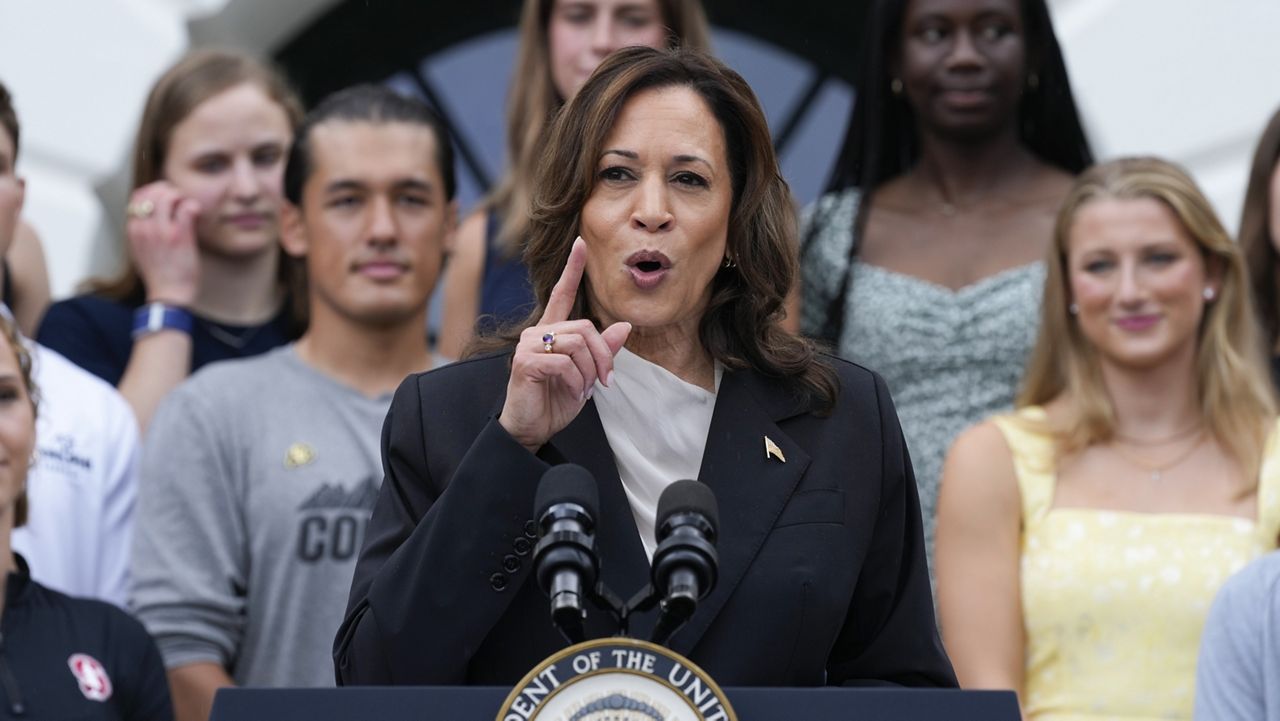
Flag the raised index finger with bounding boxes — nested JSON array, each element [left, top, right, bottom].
[[540, 236, 588, 324]]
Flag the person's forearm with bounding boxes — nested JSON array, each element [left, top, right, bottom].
[[118, 331, 193, 431], [168, 662, 234, 721]]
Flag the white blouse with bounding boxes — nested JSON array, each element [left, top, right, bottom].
[[592, 348, 722, 560]]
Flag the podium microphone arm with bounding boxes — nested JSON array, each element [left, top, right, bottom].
[[533, 465, 601, 645], [546, 550, 588, 643], [648, 481, 720, 647], [650, 568, 699, 645]]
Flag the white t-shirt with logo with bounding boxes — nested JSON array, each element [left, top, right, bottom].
[[12, 341, 140, 607]]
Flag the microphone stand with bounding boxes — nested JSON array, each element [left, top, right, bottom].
[[572, 581, 687, 645], [616, 584, 691, 647], [587, 582, 628, 638]]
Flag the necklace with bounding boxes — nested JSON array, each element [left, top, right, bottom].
[[1113, 421, 1205, 447], [1110, 431, 1206, 482], [201, 319, 268, 351]]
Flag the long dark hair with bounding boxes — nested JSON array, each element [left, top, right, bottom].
[[474, 46, 837, 410], [803, 0, 1093, 342], [1241, 106, 1280, 354]]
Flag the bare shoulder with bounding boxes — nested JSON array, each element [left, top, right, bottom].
[[942, 419, 1020, 506], [1031, 164, 1077, 203], [450, 211, 489, 272], [867, 175, 910, 206], [438, 211, 491, 358], [948, 419, 1014, 466], [8, 219, 51, 336], [12, 217, 44, 255]]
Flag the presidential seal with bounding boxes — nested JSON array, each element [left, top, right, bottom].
[[495, 638, 737, 721]]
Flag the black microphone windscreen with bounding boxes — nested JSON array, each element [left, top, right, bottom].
[[656, 480, 719, 537], [535, 463, 600, 521]]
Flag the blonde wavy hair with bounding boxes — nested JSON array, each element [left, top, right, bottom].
[[1020, 156, 1276, 484], [486, 0, 710, 255], [0, 310, 37, 528]]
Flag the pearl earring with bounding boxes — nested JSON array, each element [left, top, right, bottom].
[[1068, 303, 1079, 315], [1203, 287, 1215, 301], [890, 78, 903, 95]]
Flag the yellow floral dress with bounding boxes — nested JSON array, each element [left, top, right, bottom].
[[992, 408, 1280, 720]]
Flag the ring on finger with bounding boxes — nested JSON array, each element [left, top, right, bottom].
[[126, 199, 156, 219], [542, 332, 555, 353]]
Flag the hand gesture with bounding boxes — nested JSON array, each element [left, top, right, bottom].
[[125, 181, 201, 306], [499, 237, 631, 453]]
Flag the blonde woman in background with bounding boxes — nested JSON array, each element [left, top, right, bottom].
[[437, 0, 710, 359], [0, 309, 171, 720], [936, 157, 1280, 720]]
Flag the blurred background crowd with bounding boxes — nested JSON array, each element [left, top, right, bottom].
[[3, 1, 1280, 720]]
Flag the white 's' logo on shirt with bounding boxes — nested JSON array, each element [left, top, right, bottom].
[[67, 653, 113, 702]]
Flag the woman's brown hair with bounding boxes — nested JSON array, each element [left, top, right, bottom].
[[486, 0, 711, 256], [1020, 157, 1275, 484], [1241, 106, 1280, 354], [87, 49, 306, 330], [477, 46, 836, 409]]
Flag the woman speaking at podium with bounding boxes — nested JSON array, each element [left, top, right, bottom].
[[335, 46, 956, 689]]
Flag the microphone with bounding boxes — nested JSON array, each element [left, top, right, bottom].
[[533, 464, 600, 644], [650, 480, 719, 646]]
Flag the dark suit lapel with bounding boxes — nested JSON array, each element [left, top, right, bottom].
[[543, 401, 653, 637], [670, 368, 811, 656]]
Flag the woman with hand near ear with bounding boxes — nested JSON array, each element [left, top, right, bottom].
[[37, 50, 304, 430]]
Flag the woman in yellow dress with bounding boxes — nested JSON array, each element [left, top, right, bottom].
[[935, 156, 1280, 720]]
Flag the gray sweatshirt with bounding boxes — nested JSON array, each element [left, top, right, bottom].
[[130, 345, 392, 687], [1195, 551, 1280, 720]]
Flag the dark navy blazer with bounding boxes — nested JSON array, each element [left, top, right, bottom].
[[334, 351, 956, 688]]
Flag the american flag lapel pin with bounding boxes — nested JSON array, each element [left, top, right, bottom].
[[764, 436, 786, 463]]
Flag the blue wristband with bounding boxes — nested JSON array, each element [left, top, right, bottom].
[[132, 302, 194, 339]]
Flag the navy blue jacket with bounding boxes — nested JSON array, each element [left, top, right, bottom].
[[0, 554, 171, 720], [335, 352, 956, 688], [37, 294, 294, 386]]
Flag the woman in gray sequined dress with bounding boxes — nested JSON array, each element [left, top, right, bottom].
[[801, 0, 1093, 569]]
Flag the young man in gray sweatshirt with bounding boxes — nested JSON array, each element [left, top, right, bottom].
[[129, 85, 457, 721]]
